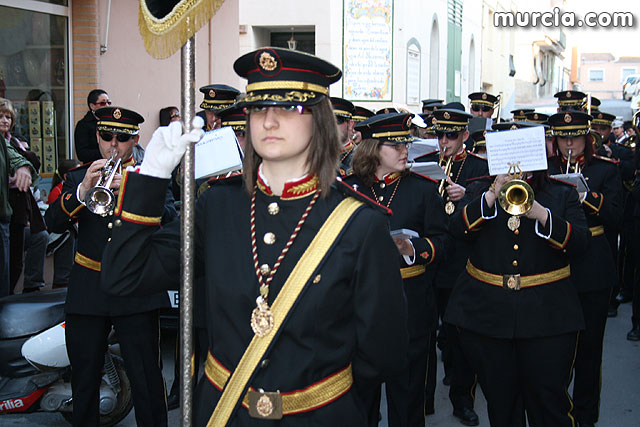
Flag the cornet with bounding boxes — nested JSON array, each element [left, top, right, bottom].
[[565, 149, 582, 174], [84, 150, 122, 216], [438, 147, 453, 197]]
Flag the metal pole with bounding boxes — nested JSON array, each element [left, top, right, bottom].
[[180, 33, 196, 427]]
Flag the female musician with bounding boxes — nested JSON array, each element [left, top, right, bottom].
[[100, 48, 409, 426], [345, 113, 449, 427], [445, 167, 589, 427], [547, 110, 623, 427]]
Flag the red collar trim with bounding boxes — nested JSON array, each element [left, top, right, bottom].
[[122, 156, 136, 168], [561, 153, 585, 164], [377, 171, 402, 185], [257, 167, 319, 200], [341, 139, 355, 153], [453, 150, 467, 162]]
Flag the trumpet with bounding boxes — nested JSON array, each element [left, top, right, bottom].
[[85, 151, 122, 216], [498, 178, 534, 216], [438, 147, 453, 196], [565, 149, 582, 174]]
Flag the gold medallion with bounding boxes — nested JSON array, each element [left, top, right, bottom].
[[507, 215, 520, 231], [445, 201, 455, 215], [251, 297, 274, 337], [259, 52, 278, 71]]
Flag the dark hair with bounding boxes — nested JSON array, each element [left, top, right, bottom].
[[159, 107, 178, 126], [242, 97, 340, 197], [551, 132, 595, 168], [87, 89, 108, 107], [51, 159, 82, 190]]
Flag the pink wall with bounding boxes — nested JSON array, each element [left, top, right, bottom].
[[96, 0, 240, 146]]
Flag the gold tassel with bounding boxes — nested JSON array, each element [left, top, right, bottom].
[[138, 0, 226, 59]]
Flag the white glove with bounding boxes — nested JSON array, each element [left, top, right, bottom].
[[139, 117, 204, 179]]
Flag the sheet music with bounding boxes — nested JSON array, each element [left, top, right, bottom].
[[485, 126, 547, 175]]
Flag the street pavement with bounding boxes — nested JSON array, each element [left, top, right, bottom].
[[3, 301, 638, 426]]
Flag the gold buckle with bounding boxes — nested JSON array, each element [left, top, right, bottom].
[[248, 389, 283, 420], [503, 274, 521, 290]]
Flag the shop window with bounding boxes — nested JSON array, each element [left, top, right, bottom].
[[0, 5, 69, 177]]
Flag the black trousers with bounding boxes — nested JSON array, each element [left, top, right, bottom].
[[66, 312, 168, 427], [573, 288, 610, 424], [437, 288, 477, 411], [384, 333, 430, 427], [459, 328, 578, 427]]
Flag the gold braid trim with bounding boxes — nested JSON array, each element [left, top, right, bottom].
[[75, 252, 101, 272], [244, 91, 318, 104], [466, 260, 570, 288], [138, 0, 226, 59], [400, 265, 426, 279]]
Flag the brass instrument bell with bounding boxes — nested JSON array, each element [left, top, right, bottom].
[[497, 163, 534, 217], [84, 151, 121, 216]]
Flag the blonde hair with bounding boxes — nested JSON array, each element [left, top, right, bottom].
[[0, 98, 16, 133]]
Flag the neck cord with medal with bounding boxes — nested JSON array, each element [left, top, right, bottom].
[[249, 185, 321, 337], [444, 153, 467, 215], [503, 162, 526, 232], [370, 176, 402, 208]]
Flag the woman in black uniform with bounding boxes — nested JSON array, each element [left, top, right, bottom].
[[547, 110, 623, 427], [445, 165, 590, 426], [100, 47, 409, 426], [345, 113, 450, 427]]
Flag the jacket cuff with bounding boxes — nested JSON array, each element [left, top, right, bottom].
[[546, 214, 572, 250], [411, 237, 436, 265], [59, 190, 84, 218], [114, 170, 169, 225], [462, 196, 486, 232], [583, 192, 604, 214]]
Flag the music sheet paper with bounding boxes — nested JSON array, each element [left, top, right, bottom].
[[194, 126, 243, 180], [485, 126, 547, 175]]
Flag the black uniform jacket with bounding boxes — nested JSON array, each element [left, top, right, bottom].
[[445, 179, 589, 338], [100, 170, 409, 426], [416, 149, 489, 289], [548, 155, 622, 293], [73, 111, 101, 163], [344, 171, 451, 334], [44, 159, 176, 316]]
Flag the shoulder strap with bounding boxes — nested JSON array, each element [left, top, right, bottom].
[[208, 196, 364, 427]]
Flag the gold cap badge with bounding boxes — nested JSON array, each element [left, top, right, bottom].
[[113, 108, 122, 119], [259, 52, 277, 72], [209, 89, 216, 98], [510, 124, 517, 130], [533, 113, 539, 120], [443, 111, 451, 119], [564, 113, 572, 123], [482, 93, 487, 100], [566, 91, 572, 98]]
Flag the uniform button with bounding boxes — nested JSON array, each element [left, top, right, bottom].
[[380, 182, 386, 189], [513, 244, 519, 251], [313, 274, 322, 284], [114, 219, 122, 227], [514, 229, 519, 235], [464, 230, 468, 234], [107, 222, 113, 229], [267, 202, 280, 215], [512, 260, 518, 267], [107, 237, 112, 242], [260, 359, 270, 368], [263, 232, 276, 245], [259, 264, 271, 276], [377, 195, 384, 202]]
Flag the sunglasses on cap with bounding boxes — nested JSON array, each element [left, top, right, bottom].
[[99, 132, 135, 142], [94, 100, 112, 107], [380, 142, 412, 151], [435, 131, 461, 140], [471, 105, 492, 113]]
